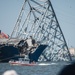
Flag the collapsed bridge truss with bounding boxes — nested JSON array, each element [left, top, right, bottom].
[[11, 0, 72, 61]]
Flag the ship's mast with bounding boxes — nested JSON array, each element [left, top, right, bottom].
[[11, 0, 72, 61]]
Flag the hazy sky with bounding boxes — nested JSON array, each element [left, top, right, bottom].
[[0, 0, 75, 48]]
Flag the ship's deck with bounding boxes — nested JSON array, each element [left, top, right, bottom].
[[0, 38, 21, 45]]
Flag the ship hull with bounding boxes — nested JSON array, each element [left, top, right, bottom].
[[0, 45, 20, 62]]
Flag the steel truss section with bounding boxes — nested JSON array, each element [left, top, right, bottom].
[[11, 0, 72, 61]]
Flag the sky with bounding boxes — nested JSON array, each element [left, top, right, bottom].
[[0, 0, 75, 48]]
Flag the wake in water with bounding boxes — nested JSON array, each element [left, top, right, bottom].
[[38, 62, 58, 66]]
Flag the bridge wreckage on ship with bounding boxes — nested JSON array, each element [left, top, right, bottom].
[[0, 0, 72, 63]]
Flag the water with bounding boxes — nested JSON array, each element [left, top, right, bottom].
[[0, 62, 70, 75]]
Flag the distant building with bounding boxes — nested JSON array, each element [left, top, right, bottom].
[[69, 48, 75, 56]]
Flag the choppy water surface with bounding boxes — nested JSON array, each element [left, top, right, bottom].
[[0, 62, 70, 75]]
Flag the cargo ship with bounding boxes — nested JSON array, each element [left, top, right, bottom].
[[0, 31, 47, 63]]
